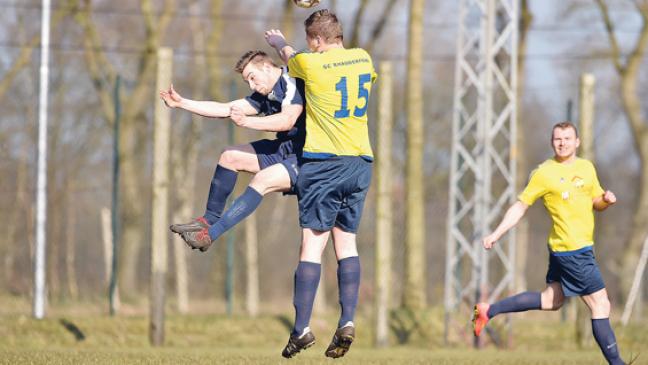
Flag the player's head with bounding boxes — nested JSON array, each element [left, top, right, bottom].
[[234, 50, 281, 95], [551, 121, 580, 161], [304, 9, 343, 51]]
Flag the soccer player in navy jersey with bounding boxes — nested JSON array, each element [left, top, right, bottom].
[[161, 50, 305, 251]]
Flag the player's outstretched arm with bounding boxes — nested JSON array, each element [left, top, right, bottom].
[[264, 29, 295, 65], [159, 84, 256, 118], [230, 104, 302, 132], [593, 190, 616, 211], [482, 200, 529, 250]]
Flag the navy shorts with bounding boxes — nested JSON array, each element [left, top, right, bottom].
[[250, 139, 299, 192], [296, 156, 372, 233], [545, 247, 606, 297]]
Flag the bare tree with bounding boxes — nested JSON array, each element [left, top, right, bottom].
[[72, 0, 176, 299], [514, 0, 533, 293], [595, 0, 648, 303], [347, 0, 398, 54]]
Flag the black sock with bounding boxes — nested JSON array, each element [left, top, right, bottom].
[[592, 318, 625, 365], [203, 164, 237, 224], [487, 291, 541, 318]]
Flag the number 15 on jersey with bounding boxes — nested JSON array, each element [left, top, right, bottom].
[[334, 73, 372, 119]]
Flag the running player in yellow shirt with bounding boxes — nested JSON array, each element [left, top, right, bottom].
[[473, 122, 627, 365], [265, 9, 376, 359]]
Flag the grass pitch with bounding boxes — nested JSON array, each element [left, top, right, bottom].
[[0, 298, 645, 364]]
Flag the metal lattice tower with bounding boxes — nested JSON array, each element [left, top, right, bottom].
[[444, 0, 518, 345]]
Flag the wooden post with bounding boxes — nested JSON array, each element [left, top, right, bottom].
[[101, 207, 121, 311], [579, 74, 595, 159], [374, 61, 393, 348], [150, 47, 172, 347], [404, 0, 426, 310], [576, 73, 595, 347]]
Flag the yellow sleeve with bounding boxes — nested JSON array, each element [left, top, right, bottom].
[[518, 168, 546, 206], [590, 164, 605, 198], [288, 53, 308, 80]]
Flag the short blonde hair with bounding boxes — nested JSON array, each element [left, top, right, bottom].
[[552, 121, 579, 138], [304, 9, 343, 43]]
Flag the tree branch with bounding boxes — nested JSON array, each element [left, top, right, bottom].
[[594, 0, 625, 73], [0, 2, 73, 101], [73, 0, 117, 125], [348, 0, 369, 48], [364, 0, 398, 54]]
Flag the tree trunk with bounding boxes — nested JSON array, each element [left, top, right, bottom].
[[595, 0, 648, 311], [374, 61, 393, 348], [618, 73, 648, 305], [576, 74, 596, 348], [245, 213, 259, 317], [403, 0, 426, 310], [514, 0, 532, 294], [72, 0, 176, 300]]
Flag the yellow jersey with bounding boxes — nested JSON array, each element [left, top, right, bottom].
[[288, 48, 376, 160], [518, 158, 605, 253]]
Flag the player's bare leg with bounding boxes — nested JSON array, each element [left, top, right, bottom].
[[540, 282, 565, 310], [582, 289, 626, 365]]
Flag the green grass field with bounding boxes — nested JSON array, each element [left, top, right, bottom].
[[0, 297, 645, 364]]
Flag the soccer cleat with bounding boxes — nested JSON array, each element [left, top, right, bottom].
[[325, 322, 355, 359], [180, 227, 214, 252], [472, 303, 490, 337], [170, 217, 209, 234], [281, 328, 315, 359]]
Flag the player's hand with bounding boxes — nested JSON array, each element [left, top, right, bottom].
[[602, 190, 616, 205], [230, 106, 247, 127], [482, 233, 498, 250], [265, 29, 287, 49], [159, 84, 182, 108]]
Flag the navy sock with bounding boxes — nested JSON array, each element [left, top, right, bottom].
[[208, 187, 263, 241], [592, 318, 624, 365], [487, 291, 541, 318], [292, 261, 321, 336], [203, 165, 238, 224], [337, 256, 361, 328]]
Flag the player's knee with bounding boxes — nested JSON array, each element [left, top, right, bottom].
[[249, 174, 271, 194], [219, 148, 240, 169], [595, 297, 611, 316], [551, 296, 565, 310], [542, 292, 564, 310]]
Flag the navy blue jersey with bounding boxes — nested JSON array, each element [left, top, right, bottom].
[[245, 68, 306, 148]]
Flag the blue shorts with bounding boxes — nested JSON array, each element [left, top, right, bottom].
[[296, 156, 372, 233], [545, 247, 606, 297], [250, 139, 299, 193]]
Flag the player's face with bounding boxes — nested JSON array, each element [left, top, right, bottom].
[[551, 127, 580, 161], [242, 63, 273, 95]]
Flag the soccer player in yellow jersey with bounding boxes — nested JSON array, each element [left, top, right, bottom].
[[265, 9, 376, 359], [474, 122, 627, 365]]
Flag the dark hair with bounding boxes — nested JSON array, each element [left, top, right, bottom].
[[304, 9, 343, 43], [234, 50, 278, 73], [552, 121, 579, 138]]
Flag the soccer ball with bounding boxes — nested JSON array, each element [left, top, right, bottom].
[[293, 0, 320, 8]]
